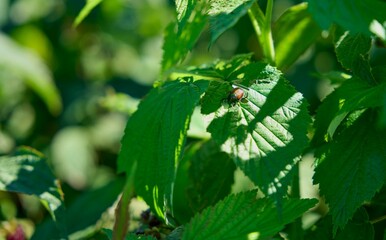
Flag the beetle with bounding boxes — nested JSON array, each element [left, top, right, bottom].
[[226, 87, 248, 106]]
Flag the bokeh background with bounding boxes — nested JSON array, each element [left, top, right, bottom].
[[0, 0, 351, 238]]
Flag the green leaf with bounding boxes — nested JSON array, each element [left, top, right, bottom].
[[208, 0, 254, 46], [307, 0, 386, 36], [118, 79, 208, 220], [162, 1, 208, 71], [187, 141, 235, 211], [173, 141, 236, 224], [373, 66, 386, 128], [305, 208, 373, 240], [0, 33, 62, 115], [0, 147, 66, 238], [327, 81, 386, 138], [381, 94, 386, 128], [73, 0, 103, 27], [31, 178, 124, 240], [200, 81, 232, 114], [208, 75, 311, 202], [335, 208, 374, 240], [273, 3, 321, 71], [168, 53, 254, 83], [312, 77, 386, 145], [314, 110, 386, 234], [334, 30, 371, 71], [182, 190, 317, 240], [333, 29, 375, 83], [170, 56, 310, 203]]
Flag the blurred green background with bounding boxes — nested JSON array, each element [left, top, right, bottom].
[[0, 0, 345, 238]]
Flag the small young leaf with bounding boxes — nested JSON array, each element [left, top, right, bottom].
[[74, 0, 103, 27], [273, 3, 321, 70], [312, 77, 386, 145], [307, 0, 386, 36], [333, 29, 375, 83], [208, 0, 254, 46], [208, 76, 311, 202], [314, 110, 386, 234], [182, 190, 317, 240], [0, 147, 66, 238], [327, 81, 386, 138], [118, 79, 208, 220]]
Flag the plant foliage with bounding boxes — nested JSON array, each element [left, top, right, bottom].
[[1, 0, 385, 239]]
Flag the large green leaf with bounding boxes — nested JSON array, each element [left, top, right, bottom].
[[117, 79, 208, 220], [0, 33, 62, 115], [170, 55, 311, 203], [307, 0, 386, 36], [208, 0, 254, 46], [182, 190, 317, 240], [173, 141, 236, 224], [173, 55, 311, 202], [314, 110, 386, 234], [208, 75, 311, 202], [273, 3, 321, 71], [0, 147, 66, 238], [31, 177, 125, 240], [74, 0, 103, 27]]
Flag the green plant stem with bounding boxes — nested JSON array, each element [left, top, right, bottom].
[[289, 164, 303, 240], [370, 214, 386, 225], [113, 162, 137, 240], [248, 0, 276, 65], [248, 1, 264, 37], [263, 0, 275, 64]]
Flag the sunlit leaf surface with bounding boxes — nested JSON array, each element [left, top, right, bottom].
[[182, 190, 317, 240], [118, 79, 208, 219]]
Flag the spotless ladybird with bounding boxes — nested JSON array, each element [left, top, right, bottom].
[[226, 87, 248, 106]]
